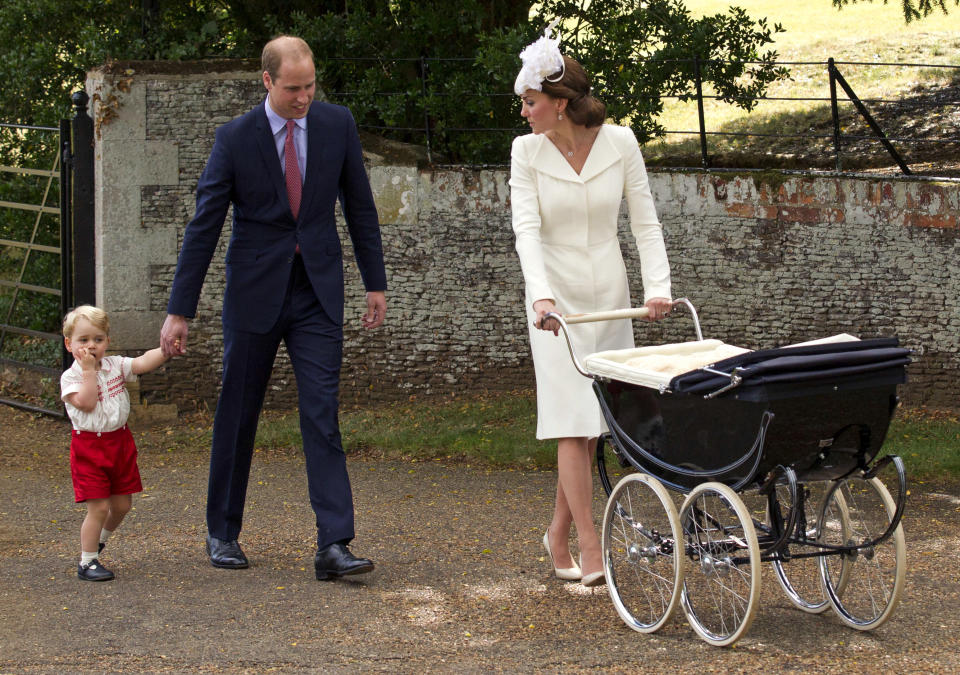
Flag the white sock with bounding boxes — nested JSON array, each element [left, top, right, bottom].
[[99, 528, 113, 545], [80, 551, 98, 566]]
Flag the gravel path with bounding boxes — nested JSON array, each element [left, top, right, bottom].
[[1, 405, 958, 673]]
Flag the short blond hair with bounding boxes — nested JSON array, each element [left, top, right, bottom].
[[62, 305, 110, 338]]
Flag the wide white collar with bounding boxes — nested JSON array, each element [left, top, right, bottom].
[[527, 125, 622, 184]]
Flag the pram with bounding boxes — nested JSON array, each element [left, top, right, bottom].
[[547, 299, 910, 646]]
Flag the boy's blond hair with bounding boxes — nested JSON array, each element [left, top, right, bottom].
[[62, 305, 110, 338]]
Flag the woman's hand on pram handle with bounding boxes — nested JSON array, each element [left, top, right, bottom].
[[562, 302, 674, 325], [533, 299, 561, 335], [645, 297, 673, 322], [537, 299, 676, 338]]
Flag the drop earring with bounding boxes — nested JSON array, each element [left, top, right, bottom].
[[558, 112, 564, 121]]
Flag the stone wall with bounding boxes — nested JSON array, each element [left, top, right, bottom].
[[87, 62, 960, 412]]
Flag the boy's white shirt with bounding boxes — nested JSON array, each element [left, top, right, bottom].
[[60, 355, 137, 432]]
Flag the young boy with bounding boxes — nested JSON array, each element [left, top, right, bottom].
[[60, 305, 175, 581]]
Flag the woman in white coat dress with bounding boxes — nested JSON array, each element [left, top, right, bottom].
[[510, 33, 673, 587]]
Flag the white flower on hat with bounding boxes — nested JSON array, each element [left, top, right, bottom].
[[513, 19, 566, 96]]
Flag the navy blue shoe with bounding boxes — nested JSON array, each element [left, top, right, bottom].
[[78, 559, 114, 582]]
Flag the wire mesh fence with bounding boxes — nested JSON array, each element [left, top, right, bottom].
[[321, 56, 960, 175]]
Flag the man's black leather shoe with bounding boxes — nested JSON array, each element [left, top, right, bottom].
[[206, 535, 249, 569], [314, 543, 374, 580]]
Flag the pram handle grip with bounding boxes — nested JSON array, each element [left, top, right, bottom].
[[563, 307, 650, 323], [561, 299, 703, 342], [544, 299, 705, 379]]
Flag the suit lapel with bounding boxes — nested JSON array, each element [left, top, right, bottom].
[[299, 104, 327, 218], [254, 103, 290, 215]]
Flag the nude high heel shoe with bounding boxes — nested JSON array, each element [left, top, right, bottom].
[[580, 554, 606, 588], [543, 531, 581, 581]]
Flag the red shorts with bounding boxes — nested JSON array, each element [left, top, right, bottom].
[[70, 425, 143, 502]]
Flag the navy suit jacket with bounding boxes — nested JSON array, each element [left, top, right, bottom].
[[167, 100, 386, 331]]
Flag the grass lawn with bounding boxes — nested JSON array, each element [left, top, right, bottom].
[[240, 390, 960, 481], [884, 407, 960, 478], [643, 0, 960, 169], [252, 391, 560, 469], [686, 0, 958, 53]]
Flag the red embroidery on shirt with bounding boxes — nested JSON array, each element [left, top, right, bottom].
[[106, 374, 126, 398]]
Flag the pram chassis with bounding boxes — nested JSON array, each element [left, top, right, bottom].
[[546, 299, 909, 646]]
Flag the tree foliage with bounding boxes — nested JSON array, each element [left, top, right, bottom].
[[831, 0, 956, 22], [523, 0, 788, 145], [278, 0, 789, 161], [0, 0, 788, 162]]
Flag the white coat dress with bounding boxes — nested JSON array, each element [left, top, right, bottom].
[[509, 124, 671, 440]]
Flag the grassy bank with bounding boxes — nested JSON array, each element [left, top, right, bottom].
[[643, 0, 960, 171], [251, 391, 557, 469], [241, 391, 960, 480], [885, 407, 960, 478]]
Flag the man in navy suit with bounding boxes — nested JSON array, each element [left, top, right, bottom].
[[160, 35, 386, 580]]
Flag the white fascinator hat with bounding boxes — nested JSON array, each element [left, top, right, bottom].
[[514, 19, 566, 96]]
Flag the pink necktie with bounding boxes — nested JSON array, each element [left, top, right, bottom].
[[284, 119, 302, 220]]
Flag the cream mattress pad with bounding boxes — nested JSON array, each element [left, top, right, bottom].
[[583, 333, 861, 389], [584, 340, 752, 388]]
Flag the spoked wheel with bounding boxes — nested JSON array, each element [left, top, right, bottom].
[[818, 476, 906, 630], [769, 481, 833, 614], [601, 473, 683, 633], [679, 482, 761, 647]]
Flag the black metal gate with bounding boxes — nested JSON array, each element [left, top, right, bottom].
[[0, 93, 94, 416]]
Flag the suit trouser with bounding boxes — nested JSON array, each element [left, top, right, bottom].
[[206, 255, 354, 549]]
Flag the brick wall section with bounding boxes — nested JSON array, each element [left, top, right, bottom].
[[87, 63, 960, 412]]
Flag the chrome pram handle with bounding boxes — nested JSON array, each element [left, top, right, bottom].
[[543, 298, 704, 378]]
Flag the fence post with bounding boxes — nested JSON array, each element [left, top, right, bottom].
[[70, 90, 95, 306], [420, 57, 433, 164], [693, 56, 710, 169], [828, 58, 842, 172], [142, 0, 159, 37], [59, 118, 74, 374], [829, 59, 911, 175]]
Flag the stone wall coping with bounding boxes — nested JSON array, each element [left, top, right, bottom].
[[90, 59, 261, 79]]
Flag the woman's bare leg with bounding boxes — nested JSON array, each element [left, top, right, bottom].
[[547, 473, 576, 568], [556, 436, 601, 575]]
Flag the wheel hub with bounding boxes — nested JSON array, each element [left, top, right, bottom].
[[699, 554, 732, 577], [628, 543, 660, 564]]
